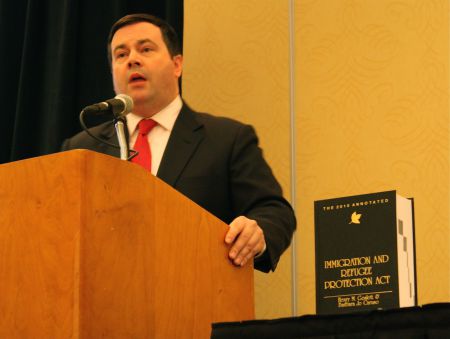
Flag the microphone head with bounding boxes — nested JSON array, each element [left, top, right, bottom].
[[113, 94, 134, 116]]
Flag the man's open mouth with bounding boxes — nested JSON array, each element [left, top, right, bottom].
[[129, 73, 146, 83]]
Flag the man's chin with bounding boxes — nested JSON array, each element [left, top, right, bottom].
[[128, 92, 150, 105]]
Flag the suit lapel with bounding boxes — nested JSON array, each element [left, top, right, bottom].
[[157, 105, 204, 187]]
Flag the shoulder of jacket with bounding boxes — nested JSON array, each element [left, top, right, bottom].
[[193, 111, 250, 130]]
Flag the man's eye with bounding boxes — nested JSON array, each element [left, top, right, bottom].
[[142, 47, 153, 53], [115, 52, 127, 59]]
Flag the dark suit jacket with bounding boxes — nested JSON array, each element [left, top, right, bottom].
[[61, 104, 296, 272]]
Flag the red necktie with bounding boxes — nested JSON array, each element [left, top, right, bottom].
[[131, 119, 157, 171]]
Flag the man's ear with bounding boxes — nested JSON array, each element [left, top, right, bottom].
[[173, 55, 183, 77]]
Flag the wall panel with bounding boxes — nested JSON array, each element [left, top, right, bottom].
[[295, 0, 449, 314], [183, 0, 294, 318]]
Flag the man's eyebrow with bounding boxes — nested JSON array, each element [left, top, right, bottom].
[[113, 44, 127, 54], [112, 39, 156, 53], [136, 38, 156, 46]]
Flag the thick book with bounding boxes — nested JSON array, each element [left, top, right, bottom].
[[314, 190, 416, 314]]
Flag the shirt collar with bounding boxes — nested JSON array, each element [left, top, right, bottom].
[[127, 95, 183, 135]]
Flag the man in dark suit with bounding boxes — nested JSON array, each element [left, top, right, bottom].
[[62, 13, 296, 273]]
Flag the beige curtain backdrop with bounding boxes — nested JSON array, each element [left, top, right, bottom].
[[183, 0, 450, 317]]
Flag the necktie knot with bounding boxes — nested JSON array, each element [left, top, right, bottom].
[[138, 119, 157, 136]]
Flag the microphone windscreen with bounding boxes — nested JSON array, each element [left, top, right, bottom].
[[115, 94, 134, 115]]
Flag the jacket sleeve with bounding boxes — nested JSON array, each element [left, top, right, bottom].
[[229, 124, 296, 272]]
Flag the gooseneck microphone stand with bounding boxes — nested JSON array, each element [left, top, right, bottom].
[[79, 109, 138, 162], [114, 117, 129, 160]]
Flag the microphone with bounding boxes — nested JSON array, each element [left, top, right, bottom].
[[83, 94, 133, 117]]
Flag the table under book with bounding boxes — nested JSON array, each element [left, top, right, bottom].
[[211, 303, 450, 339]]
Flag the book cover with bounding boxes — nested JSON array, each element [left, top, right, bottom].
[[314, 190, 416, 314]]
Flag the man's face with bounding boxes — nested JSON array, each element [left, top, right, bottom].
[[110, 22, 182, 116]]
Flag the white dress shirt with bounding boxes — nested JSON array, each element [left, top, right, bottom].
[[127, 95, 182, 175]]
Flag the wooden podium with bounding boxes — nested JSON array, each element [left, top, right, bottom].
[[0, 150, 254, 338]]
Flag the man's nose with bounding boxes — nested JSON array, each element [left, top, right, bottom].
[[127, 50, 141, 68]]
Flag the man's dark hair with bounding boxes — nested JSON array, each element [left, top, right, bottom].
[[107, 13, 181, 63]]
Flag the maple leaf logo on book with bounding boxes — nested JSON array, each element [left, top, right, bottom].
[[349, 211, 362, 224]]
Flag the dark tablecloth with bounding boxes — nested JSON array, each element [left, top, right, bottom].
[[211, 303, 450, 339]]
